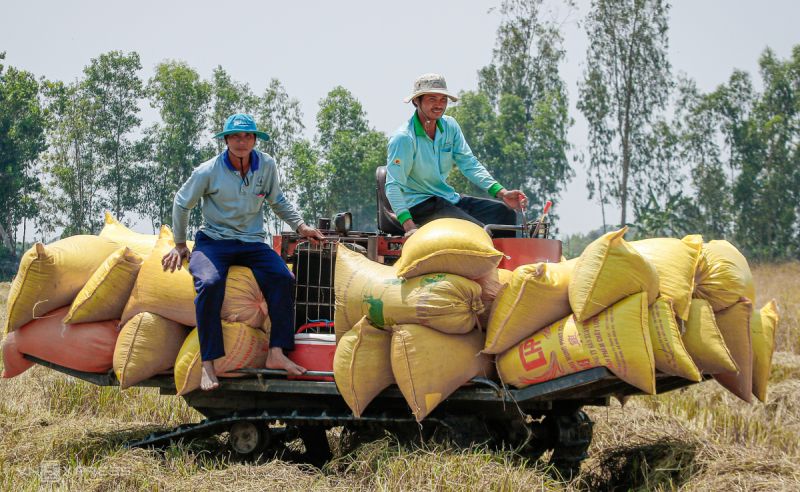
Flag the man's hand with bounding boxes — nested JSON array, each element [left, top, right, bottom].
[[497, 189, 528, 211], [297, 223, 325, 245], [162, 242, 191, 272], [402, 219, 418, 237]]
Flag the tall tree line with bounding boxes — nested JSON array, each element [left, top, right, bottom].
[[0, 51, 385, 254], [1, 0, 799, 265], [576, 0, 800, 260]]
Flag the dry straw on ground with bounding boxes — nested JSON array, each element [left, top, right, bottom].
[[1, 262, 799, 491]]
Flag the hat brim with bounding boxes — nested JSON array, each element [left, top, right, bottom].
[[403, 88, 459, 103], [214, 129, 270, 142]]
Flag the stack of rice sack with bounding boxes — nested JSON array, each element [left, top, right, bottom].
[[333, 219, 494, 421], [2, 213, 154, 378], [492, 227, 780, 404], [495, 227, 663, 395], [689, 240, 779, 402], [2, 212, 274, 396]]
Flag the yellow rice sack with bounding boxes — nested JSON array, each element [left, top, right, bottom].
[[497, 268, 513, 285], [630, 235, 703, 320], [121, 226, 195, 326], [497, 292, 656, 394], [694, 240, 756, 311], [334, 317, 394, 417], [220, 267, 270, 329], [114, 312, 189, 389], [713, 300, 754, 403], [334, 247, 483, 340], [64, 247, 143, 324], [569, 227, 659, 322], [394, 218, 503, 280], [174, 321, 268, 396], [391, 324, 492, 421], [483, 260, 574, 355], [648, 297, 702, 381], [3, 235, 120, 334], [751, 300, 780, 402], [98, 211, 159, 257], [683, 299, 738, 374], [474, 269, 505, 329], [121, 227, 268, 329]]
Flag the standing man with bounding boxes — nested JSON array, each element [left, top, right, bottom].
[[162, 113, 324, 391], [385, 73, 528, 237]]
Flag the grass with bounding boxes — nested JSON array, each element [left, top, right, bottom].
[[1, 263, 799, 491]]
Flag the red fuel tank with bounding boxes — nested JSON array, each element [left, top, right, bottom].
[[492, 238, 562, 270]]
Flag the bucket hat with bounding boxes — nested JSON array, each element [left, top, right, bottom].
[[214, 113, 270, 141], [403, 73, 459, 103]]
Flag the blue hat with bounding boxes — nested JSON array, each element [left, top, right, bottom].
[[214, 113, 270, 141]]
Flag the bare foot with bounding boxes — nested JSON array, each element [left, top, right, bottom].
[[265, 347, 306, 376], [200, 360, 219, 391]]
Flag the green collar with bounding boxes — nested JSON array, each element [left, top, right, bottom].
[[412, 112, 444, 137]]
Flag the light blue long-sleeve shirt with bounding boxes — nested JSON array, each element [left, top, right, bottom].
[[385, 113, 503, 224], [172, 150, 304, 244]]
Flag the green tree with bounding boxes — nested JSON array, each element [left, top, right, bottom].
[[209, 66, 256, 153], [253, 79, 305, 235], [255, 78, 304, 163], [673, 77, 733, 238], [733, 47, 800, 259], [285, 139, 329, 224], [315, 87, 386, 230], [143, 60, 213, 231], [82, 50, 145, 221], [43, 79, 107, 236], [452, 0, 573, 220], [0, 54, 47, 253], [578, 0, 672, 226]]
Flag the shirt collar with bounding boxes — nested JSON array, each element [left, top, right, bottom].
[[222, 150, 260, 172], [412, 112, 444, 137]]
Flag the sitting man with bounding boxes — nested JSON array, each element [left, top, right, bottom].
[[385, 73, 528, 237], [162, 113, 324, 391]]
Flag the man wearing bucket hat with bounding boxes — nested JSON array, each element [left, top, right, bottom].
[[385, 73, 528, 237], [162, 113, 324, 391]]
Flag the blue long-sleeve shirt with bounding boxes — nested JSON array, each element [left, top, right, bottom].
[[385, 113, 504, 224], [172, 150, 304, 244]]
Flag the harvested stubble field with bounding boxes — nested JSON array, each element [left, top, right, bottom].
[[1, 263, 799, 491]]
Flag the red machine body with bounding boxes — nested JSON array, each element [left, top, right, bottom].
[[492, 238, 562, 270]]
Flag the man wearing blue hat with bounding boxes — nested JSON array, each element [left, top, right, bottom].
[[386, 73, 528, 237], [162, 113, 324, 391]]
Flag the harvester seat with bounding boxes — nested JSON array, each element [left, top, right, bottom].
[[375, 166, 405, 236]]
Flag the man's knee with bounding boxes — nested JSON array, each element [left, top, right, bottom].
[[194, 271, 225, 293], [252, 263, 295, 291]]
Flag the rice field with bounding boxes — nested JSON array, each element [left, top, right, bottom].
[[1, 263, 798, 491]]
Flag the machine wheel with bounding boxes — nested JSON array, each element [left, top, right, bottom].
[[228, 421, 269, 457], [426, 415, 495, 448], [298, 426, 332, 467], [547, 410, 593, 479]]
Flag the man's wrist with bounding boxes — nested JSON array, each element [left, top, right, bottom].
[[488, 182, 505, 198], [396, 210, 412, 225]]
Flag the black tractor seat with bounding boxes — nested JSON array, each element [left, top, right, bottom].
[[375, 166, 405, 236]]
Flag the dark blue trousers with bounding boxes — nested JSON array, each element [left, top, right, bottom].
[[189, 231, 295, 361], [409, 195, 518, 238]]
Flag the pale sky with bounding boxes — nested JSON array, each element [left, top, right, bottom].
[[2, 0, 798, 236]]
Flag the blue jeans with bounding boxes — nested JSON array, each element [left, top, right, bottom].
[[409, 195, 518, 238], [189, 231, 295, 361]]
